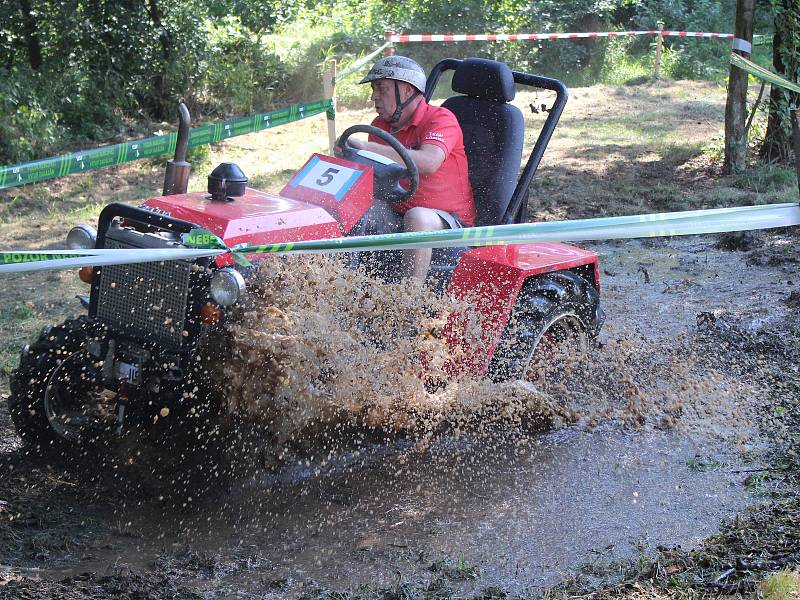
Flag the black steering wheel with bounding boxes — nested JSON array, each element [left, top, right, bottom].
[[337, 124, 419, 203]]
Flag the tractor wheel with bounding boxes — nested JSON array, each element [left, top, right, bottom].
[[486, 271, 599, 382], [8, 316, 109, 453]]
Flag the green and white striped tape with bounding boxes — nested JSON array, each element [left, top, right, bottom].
[[0, 99, 333, 191], [2, 202, 798, 274], [730, 53, 800, 94]]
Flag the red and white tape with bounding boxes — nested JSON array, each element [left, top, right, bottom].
[[388, 30, 734, 43]]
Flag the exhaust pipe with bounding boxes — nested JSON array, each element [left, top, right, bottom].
[[162, 101, 191, 195]]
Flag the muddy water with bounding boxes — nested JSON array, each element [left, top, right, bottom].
[[594, 235, 796, 339], [79, 427, 745, 597], [25, 235, 794, 596]]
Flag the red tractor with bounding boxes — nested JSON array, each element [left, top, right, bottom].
[[8, 58, 604, 450]]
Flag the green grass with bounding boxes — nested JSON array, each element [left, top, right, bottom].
[[686, 456, 722, 472], [760, 569, 800, 600], [0, 302, 41, 380], [733, 165, 797, 193]]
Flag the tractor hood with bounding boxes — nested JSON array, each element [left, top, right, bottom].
[[141, 188, 342, 265]]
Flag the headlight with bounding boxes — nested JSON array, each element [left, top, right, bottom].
[[209, 268, 246, 307], [66, 224, 97, 249]]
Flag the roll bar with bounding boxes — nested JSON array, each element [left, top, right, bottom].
[[425, 59, 568, 225]]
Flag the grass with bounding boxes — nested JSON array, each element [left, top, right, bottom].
[[733, 165, 797, 193], [686, 456, 722, 472], [760, 569, 800, 600]]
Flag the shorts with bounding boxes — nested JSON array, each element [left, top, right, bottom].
[[429, 209, 464, 230]]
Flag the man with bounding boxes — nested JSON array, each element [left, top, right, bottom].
[[340, 55, 475, 281]]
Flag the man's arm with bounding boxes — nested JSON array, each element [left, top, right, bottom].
[[342, 139, 446, 175]]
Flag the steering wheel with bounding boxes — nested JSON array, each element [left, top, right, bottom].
[[337, 124, 419, 203]]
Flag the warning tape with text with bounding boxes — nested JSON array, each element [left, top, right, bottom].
[[0, 99, 333, 191]]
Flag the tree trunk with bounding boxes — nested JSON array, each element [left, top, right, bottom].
[[792, 104, 800, 197], [723, 0, 755, 175], [147, 0, 173, 120], [760, 8, 793, 163], [18, 0, 42, 70]]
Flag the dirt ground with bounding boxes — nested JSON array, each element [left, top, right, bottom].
[[1, 79, 799, 599]]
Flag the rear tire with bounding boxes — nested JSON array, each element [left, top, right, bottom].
[[486, 271, 599, 382], [8, 316, 107, 453]]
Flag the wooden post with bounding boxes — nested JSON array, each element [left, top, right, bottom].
[[723, 0, 755, 175], [323, 59, 337, 155], [654, 21, 664, 78], [385, 31, 395, 56]]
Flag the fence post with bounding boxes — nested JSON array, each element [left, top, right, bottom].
[[654, 21, 664, 78], [385, 31, 395, 56], [323, 59, 337, 155]]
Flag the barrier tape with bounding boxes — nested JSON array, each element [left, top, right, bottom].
[[388, 30, 735, 43], [0, 248, 224, 274], [0, 99, 333, 191], [4, 203, 797, 275], [334, 42, 392, 84], [730, 53, 800, 94], [225, 203, 800, 255]]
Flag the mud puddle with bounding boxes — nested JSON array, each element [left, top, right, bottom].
[[592, 233, 797, 340], [28, 427, 750, 598], [3, 232, 795, 598]]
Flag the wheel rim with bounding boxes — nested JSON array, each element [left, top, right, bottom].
[[43, 350, 106, 442], [525, 313, 588, 381]]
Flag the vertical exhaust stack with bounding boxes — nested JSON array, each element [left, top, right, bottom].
[[162, 102, 192, 195]]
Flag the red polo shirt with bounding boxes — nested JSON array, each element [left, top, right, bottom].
[[369, 99, 475, 226]]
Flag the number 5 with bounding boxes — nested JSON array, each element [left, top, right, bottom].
[[316, 167, 340, 186]]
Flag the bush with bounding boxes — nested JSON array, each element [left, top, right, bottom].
[[197, 16, 290, 115], [0, 69, 63, 164]]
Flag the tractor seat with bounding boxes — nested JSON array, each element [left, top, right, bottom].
[[443, 58, 524, 227], [429, 58, 524, 285]]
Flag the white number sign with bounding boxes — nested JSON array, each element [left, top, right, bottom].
[[289, 157, 363, 201]]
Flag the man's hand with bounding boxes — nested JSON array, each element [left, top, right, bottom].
[[334, 135, 365, 157]]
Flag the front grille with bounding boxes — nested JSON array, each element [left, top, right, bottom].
[[96, 238, 192, 347]]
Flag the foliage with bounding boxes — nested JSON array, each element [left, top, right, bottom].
[[0, 68, 62, 163], [0, 0, 779, 164]]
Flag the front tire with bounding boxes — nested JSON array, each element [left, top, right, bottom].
[[486, 271, 600, 382], [8, 316, 108, 452]]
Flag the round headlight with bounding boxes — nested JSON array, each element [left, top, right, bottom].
[[209, 268, 246, 307], [66, 224, 97, 250]]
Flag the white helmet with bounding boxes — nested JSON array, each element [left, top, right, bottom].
[[360, 56, 427, 123], [359, 56, 427, 94]]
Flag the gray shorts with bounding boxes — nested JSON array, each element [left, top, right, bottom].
[[360, 201, 464, 235], [430, 209, 464, 230]]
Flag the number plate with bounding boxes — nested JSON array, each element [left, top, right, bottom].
[[116, 361, 141, 385], [289, 156, 363, 201]]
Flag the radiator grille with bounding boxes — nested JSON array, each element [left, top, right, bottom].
[[96, 238, 192, 347]]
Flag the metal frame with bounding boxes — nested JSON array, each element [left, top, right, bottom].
[[424, 58, 569, 225]]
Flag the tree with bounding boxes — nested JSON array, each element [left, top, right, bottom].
[[759, 0, 799, 163], [17, 0, 42, 70], [723, 0, 754, 174]]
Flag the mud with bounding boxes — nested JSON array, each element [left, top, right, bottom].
[[3, 229, 797, 598]]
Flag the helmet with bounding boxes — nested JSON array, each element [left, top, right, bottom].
[[359, 56, 426, 94]]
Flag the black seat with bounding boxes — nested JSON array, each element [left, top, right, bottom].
[[442, 58, 524, 227]]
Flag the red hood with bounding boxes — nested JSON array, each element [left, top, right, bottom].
[[141, 189, 342, 266]]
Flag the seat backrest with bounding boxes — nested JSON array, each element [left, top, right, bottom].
[[442, 58, 524, 227]]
